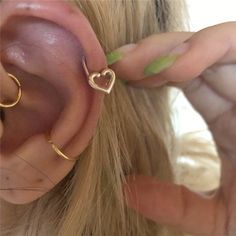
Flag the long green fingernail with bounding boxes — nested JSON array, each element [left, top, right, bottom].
[[144, 55, 178, 76], [106, 51, 123, 65]]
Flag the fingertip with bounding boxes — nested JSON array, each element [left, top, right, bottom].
[[115, 43, 137, 54], [106, 43, 137, 66], [106, 51, 124, 65], [123, 175, 140, 208]]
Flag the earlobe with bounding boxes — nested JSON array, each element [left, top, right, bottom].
[[0, 0, 112, 204]]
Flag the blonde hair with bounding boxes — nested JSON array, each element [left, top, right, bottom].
[[1, 0, 187, 235]]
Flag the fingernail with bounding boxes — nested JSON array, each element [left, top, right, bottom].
[[143, 42, 189, 77], [106, 44, 137, 65], [144, 55, 178, 77], [106, 51, 124, 65], [123, 177, 139, 208]]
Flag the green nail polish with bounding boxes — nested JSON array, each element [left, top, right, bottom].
[[144, 55, 178, 76], [106, 51, 123, 65]]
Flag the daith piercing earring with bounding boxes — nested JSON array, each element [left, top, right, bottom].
[[0, 73, 22, 108], [46, 57, 116, 162], [82, 56, 116, 94]]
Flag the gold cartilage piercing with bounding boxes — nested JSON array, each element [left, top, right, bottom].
[[46, 57, 116, 162], [0, 73, 22, 108], [45, 132, 79, 162], [82, 56, 116, 94]]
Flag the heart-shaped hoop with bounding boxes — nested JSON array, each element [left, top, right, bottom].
[[88, 69, 116, 94], [82, 57, 116, 94]]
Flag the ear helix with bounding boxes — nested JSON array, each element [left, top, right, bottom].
[[45, 57, 116, 161], [0, 58, 116, 161]]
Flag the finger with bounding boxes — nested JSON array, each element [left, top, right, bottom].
[[110, 32, 193, 81], [124, 175, 225, 236], [160, 22, 236, 83], [173, 77, 234, 123], [114, 23, 236, 124], [111, 22, 236, 85]]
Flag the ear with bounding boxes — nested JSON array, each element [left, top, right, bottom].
[[0, 0, 107, 204]]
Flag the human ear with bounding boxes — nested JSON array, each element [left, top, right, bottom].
[[0, 0, 107, 204]]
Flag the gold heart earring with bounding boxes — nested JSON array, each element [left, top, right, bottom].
[[82, 56, 116, 94], [45, 57, 116, 162]]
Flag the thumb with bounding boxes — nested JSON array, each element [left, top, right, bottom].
[[123, 175, 225, 236]]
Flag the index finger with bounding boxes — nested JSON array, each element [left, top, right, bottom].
[[110, 22, 236, 86], [110, 32, 192, 82]]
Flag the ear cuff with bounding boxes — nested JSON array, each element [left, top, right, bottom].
[[1, 58, 116, 161]]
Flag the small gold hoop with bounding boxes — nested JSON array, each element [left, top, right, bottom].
[[0, 73, 22, 108], [45, 132, 79, 162]]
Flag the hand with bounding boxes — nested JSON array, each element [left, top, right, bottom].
[[109, 22, 236, 236]]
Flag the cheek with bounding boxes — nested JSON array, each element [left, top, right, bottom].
[[0, 144, 75, 204]]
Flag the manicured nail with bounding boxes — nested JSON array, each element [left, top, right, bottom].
[[106, 51, 124, 65], [144, 55, 178, 77], [106, 44, 137, 65], [143, 42, 189, 77]]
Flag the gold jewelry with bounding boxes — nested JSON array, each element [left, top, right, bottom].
[[45, 132, 79, 162], [46, 57, 115, 161], [82, 56, 116, 94], [0, 73, 22, 108]]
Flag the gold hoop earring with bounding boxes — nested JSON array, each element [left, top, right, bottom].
[[0, 73, 22, 108], [82, 56, 116, 94], [45, 132, 79, 162]]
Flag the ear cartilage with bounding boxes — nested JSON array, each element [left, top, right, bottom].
[[45, 132, 79, 162], [81, 56, 116, 94]]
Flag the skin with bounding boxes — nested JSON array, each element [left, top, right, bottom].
[[110, 22, 236, 236], [0, 0, 105, 204], [0, 0, 235, 235]]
